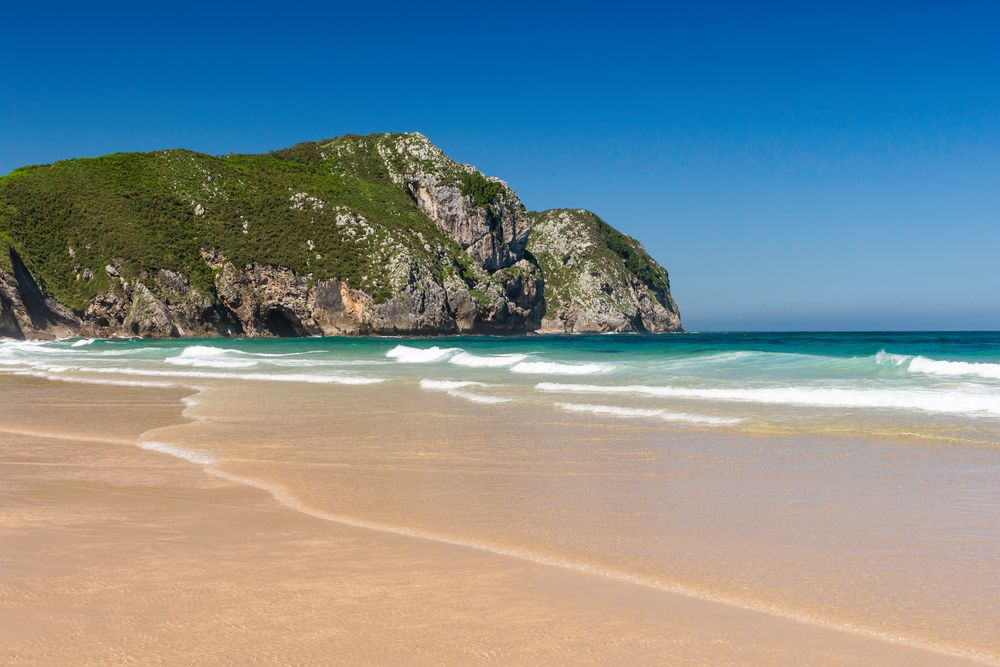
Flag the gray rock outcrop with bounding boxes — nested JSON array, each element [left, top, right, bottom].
[[528, 209, 681, 333], [0, 248, 80, 339], [373, 133, 530, 271]]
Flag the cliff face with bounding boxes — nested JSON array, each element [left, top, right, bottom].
[[528, 209, 681, 333], [372, 133, 529, 271], [0, 248, 80, 339], [0, 134, 677, 339]]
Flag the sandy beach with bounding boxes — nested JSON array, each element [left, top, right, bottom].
[[1, 374, 994, 665]]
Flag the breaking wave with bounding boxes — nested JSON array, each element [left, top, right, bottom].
[[874, 349, 1000, 380], [386, 345, 460, 363], [165, 346, 260, 369]]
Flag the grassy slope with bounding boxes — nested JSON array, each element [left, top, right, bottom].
[[0, 134, 470, 311]]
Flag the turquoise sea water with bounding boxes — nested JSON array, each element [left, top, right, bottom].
[[2, 331, 1000, 441]]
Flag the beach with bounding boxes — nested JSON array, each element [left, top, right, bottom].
[[1, 333, 998, 664]]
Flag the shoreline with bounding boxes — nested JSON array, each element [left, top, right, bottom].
[[1, 374, 992, 664]]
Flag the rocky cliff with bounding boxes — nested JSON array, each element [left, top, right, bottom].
[[0, 133, 679, 339], [528, 209, 681, 333]]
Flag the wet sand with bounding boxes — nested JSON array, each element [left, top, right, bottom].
[[0, 376, 991, 665]]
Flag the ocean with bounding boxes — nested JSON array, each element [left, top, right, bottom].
[[3, 331, 1000, 441]]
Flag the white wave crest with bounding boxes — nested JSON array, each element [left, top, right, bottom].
[[907, 356, 1000, 380], [511, 361, 614, 375], [537, 382, 1000, 416], [419, 379, 511, 404], [874, 349, 910, 366], [165, 346, 260, 369], [449, 352, 527, 368], [138, 440, 216, 465], [386, 345, 460, 363], [555, 402, 739, 425], [70, 338, 95, 347], [874, 349, 1000, 380]]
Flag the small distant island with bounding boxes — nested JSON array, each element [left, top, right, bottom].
[[0, 133, 680, 339]]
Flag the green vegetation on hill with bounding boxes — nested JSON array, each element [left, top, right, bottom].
[[459, 170, 503, 208], [0, 135, 474, 311], [592, 216, 670, 300]]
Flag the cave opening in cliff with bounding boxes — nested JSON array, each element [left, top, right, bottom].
[[263, 308, 300, 337]]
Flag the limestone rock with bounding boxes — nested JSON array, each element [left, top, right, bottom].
[[528, 209, 681, 333], [370, 133, 529, 270]]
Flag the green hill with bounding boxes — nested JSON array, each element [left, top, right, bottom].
[[0, 133, 680, 338]]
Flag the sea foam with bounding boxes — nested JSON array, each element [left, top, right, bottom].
[[555, 402, 739, 425], [47, 375, 179, 389], [419, 379, 512, 404], [68, 366, 385, 385], [449, 352, 527, 368], [511, 361, 614, 375], [874, 349, 910, 367], [138, 440, 216, 465], [907, 356, 1000, 380], [2, 367, 179, 389], [537, 382, 1000, 416]]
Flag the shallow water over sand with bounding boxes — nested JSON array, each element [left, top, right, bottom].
[[132, 380, 998, 662]]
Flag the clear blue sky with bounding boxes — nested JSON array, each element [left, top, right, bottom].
[[2, 1, 998, 330]]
